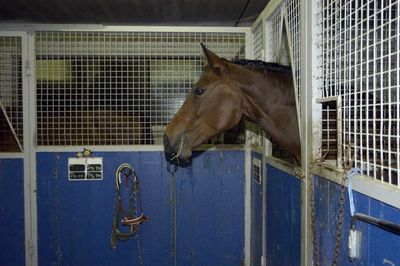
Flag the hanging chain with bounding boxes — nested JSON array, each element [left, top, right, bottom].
[[309, 165, 349, 266], [310, 144, 354, 266], [332, 144, 353, 266], [133, 173, 144, 266], [134, 228, 144, 266], [332, 168, 348, 266], [308, 167, 320, 266], [167, 163, 178, 266]]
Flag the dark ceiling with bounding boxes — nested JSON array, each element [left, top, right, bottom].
[[0, 0, 269, 26]]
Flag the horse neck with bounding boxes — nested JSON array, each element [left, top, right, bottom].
[[237, 70, 289, 123], [237, 70, 301, 161]]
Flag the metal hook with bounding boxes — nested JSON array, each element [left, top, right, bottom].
[[344, 143, 354, 170], [167, 163, 178, 174]]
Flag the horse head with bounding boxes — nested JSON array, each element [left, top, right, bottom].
[[164, 44, 245, 165], [164, 44, 301, 166]]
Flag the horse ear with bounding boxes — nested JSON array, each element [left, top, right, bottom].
[[200, 43, 228, 76]]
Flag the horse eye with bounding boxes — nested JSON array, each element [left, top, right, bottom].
[[194, 87, 206, 96]]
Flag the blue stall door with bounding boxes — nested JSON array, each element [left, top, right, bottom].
[[314, 175, 400, 266], [0, 159, 25, 266], [265, 164, 301, 266], [36, 150, 245, 266]]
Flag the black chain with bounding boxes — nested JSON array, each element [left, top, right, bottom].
[[134, 229, 144, 266], [167, 163, 178, 266], [332, 168, 348, 266], [133, 172, 145, 266], [332, 145, 353, 265], [309, 163, 349, 266], [309, 170, 320, 266]]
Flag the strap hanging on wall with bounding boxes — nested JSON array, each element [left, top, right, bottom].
[[111, 163, 149, 264]]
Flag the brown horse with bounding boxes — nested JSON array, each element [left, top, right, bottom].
[[164, 44, 301, 165]]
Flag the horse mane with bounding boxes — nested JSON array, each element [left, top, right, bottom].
[[229, 59, 292, 75]]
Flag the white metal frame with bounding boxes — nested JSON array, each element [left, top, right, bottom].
[[1, 3, 398, 265], [32, 28, 247, 147], [253, 1, 400, 266], [0, 32, 24, 152], [315, 0, 400, 188], [0, 30, 37, 266], [0, 24, 252, 266], [0, 24, 251, 153]]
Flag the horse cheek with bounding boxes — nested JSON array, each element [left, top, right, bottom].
[[165, 97, 194, 143]]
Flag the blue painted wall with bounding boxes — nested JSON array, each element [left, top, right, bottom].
[[36, 150, 245, 266], [250, 151, 263, 266], [314, 175, 400, 265], [0, 158, 25, 266], [265, 164, 301, 266]]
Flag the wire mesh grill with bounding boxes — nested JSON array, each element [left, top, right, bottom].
[[285, 0, 301, 114], [262, 1, 301, 162], [320, 0, 399, 186], [266, 7, 283, 62], [0, 36, 23, 152], [252, 21, 264, 60], [35, 31, 246, 146], [321, 101, 338, 160], [266, 0, 301, 112]]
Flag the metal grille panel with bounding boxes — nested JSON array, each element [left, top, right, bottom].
[[0, 36, 23, 151], [35, 31, 246, 146], [266, 7, 283, 62], [265, 0, 301, 114], [252, 21, 263, 60], [285, 0, 301, 114], [320, 0, 399, 186]]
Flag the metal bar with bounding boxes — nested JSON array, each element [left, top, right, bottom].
[[351, 212, 400, 235], [397, 1, 400, 189], [300, 0, 314, 264], [26, 31, 38, 266]]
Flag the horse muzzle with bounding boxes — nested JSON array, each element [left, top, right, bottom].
[[165, 152, 191, 166], [163, 134, 192, 166]]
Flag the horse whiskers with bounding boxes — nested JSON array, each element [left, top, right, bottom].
[[170, 137, 184, 163]]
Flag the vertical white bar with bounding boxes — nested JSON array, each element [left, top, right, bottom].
[[346, 0, 352, 168], [365, 0, 372, 173], [379, 0, 384, 182], [354, 1, 362, 168], [372, 0, 377, 179], [20, 31, 32, 266], [244, 29, 252, 266], [244, 147, 252, 266], [361, 0, 375, 174], [355, 0, 363, 166], [26, 31, 38, 266], [387, 3, 392, 184], [397, 2, 400, 188], [300, 0, 314, 265], [261, 131, 267, 266]]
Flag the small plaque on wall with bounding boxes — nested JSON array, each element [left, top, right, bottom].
[[68, 157, 103, 181]]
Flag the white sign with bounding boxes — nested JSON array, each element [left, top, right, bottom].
[[68, 157, 103, 181]]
